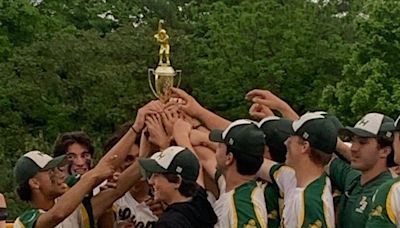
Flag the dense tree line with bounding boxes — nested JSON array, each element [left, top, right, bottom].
[[0, 0, 398, 218]]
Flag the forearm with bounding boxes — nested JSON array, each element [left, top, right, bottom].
[[196, 108, 231, 130], [193, 146, 217, 179], [37, 173, 99, 227], [101, 126, 137, 166], [175, 133, 194, 152], [92, 162, 142, 218], [335, 139, 351, 161], [278, 103, 299, 120]]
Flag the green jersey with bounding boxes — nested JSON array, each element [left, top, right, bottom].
[[366, 177, 400, 227], [328, 158, 393, 228], [270, 164, 334, 228], [13, 204, 90, 228], [214, 172, 280, 228]]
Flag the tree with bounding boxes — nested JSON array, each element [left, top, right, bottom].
[[320, 0, 400, 124]]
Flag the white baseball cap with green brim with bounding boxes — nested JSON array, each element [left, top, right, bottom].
[[14, 150, 67, 186], [339, 113, 395, 139], [139, 146, 200, 182]]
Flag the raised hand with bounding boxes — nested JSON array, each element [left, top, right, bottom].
[[99, 172, 121, 191], [93, 154, 118, 181], [161, 106, 181, 137], [249, 103, 275, 120], [246, 89, 287, 111], [132, 100, 164, 133], [246, 89, 299, 120], [146, 114, 170, 150], [170, 88, 203, 117]]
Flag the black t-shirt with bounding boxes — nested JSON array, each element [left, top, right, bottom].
[[155, 187, 217, 228]]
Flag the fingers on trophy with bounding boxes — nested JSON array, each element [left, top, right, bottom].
[[148, 20, 182, 103]]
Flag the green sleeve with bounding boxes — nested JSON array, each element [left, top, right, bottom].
[[17, 209, 41, 228], [269, 163, 284, 185], [329, 158, 360, 191]]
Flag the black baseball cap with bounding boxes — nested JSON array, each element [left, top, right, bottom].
[[209, 119, 265, 161], [288, 112, 338, 154], [257, 116, 292, 163]]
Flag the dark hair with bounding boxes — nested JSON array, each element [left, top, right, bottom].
[[103, 121, 141, 153], [162, 173, 198, 197], [377, 136, 396, 167], [309, 147, 332, 166], [268, 144, 286, 163], [228, 145, 263, 175], [53, 131, 94, 157], [15, 182, 32, 202], [235, 155, 263, 175]]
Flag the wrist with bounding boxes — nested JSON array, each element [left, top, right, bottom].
[[131, 125, 141, 135], [80, 171, 98, 186], [196, 108, 210, 122]]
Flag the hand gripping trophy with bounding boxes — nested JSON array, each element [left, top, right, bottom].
[[148, 20, 181, 103]]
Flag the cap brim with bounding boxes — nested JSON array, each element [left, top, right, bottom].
[[209, 129, 225, 143], [339, 127, 376, 138], [138, 158, 168, 179], [43, 155, 67, 170]]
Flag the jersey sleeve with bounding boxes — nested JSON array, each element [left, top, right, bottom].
[[215, 169, 226, 195], [14, 209, 40, 228], [387, 182, 400, 225], [366, 180, 400, 227], [269, 164, 296, 198], [328, 157, 360, 191]]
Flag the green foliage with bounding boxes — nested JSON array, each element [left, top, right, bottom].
[[319, 0, 400, 124]]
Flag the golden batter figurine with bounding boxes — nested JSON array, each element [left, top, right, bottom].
[[154, 20, 170, 65]]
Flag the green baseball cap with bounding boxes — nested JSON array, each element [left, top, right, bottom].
[[257, 116, 292, 163], [339, 113, 395, 139], [209, 119, 265, 161], [139, 146, 200, 182], [14, 150, 67, 186], [288, 112, 338, 154]]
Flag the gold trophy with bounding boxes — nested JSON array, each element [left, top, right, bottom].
[[148, 20, 182, 103]]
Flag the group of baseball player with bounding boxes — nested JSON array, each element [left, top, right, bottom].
[[5, 88, 400, 228]]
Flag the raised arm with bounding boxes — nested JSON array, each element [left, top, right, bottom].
[[91, 130, 154, 219], [246, 89, 299, 121], [172, 119, 206, 188], [101, 100, 163, 166], [171, 88, 231, 130], [35, 156, 117, 228]]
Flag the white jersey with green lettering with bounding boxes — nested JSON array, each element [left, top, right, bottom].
[[270, 164, 334, 228], [113, 192, 158, 228]]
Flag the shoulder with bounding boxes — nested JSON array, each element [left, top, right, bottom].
[[374, 177, 400, 201]]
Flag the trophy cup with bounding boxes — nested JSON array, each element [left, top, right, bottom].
[[148, 20, 182, 103]]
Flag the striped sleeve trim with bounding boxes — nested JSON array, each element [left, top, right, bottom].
[[386, 181, 400, 224], [251, 185, 267, 228]]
